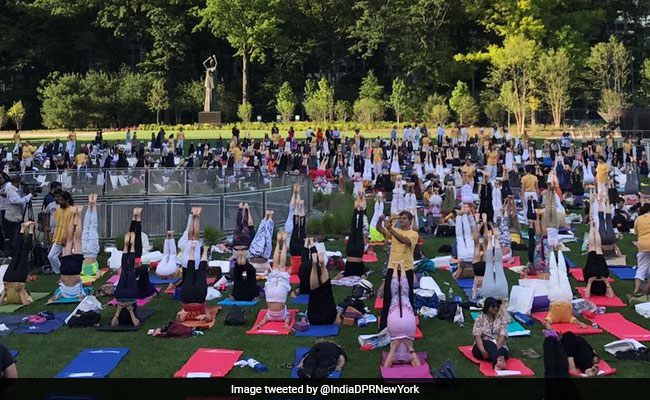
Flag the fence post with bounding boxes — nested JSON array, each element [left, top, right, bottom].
[[220, 193, 225, 232]]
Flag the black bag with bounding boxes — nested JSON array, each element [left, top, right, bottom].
[[351, 280, 374, 300], [224, 306, 246, 325], [434, 359, 458, 387], [67, 310, 101, 328], [339, 296, 365, 314], [437, 301, 457, 323], [32, 242, 49, 268]]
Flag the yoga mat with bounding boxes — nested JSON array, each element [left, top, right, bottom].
[[149, 275, 181, 285], [290, 347, 341, 378], [362, 253, 379, 263], [10, 350, 17, 358], [289, 274, 300, 284], [106, 275, 119, 285], [55, 348, 129, 378], [585, 313, 650, 341], [458, 346, 534, 377], [374, 297, 383, 310], [576, 287, 625, 307], [503, 256, 522, 268], [14, 312, 69, 335], [569, 269, 614, 283], [180, 306, 220, 330], [609, 267, 637, 280], [470, 312, 531, 337], [107, 293, 157, 307], [455, 278, 474, 289], [246, 309, 298, 335], [218, 298, 259, 306], [415, 326, 423, 339], [174, 348, 243, 378], [0, 292, 48, 313], [568, 360, 617, 377], [564, 256, 576, 269], [531, 312, 603, 335], [291, 294, 309, 305], [95, 309, 155, 332], [294, 324, 340, 337], [48, 288, 93, 305], [463, 287, 478, 301], [380, 352, 432, 380], [81, 268, 109, 286]]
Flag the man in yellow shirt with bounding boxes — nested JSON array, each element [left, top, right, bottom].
[[47, 191, 74, 274], [595, 156, 610, 194], [521, 167, 539, 220], [376, 211, 419, 330], [634, 204, 650, 294], [20, 141, 36, 173], [486, 145, 499, 180], [372, 145, 383, 180], [461, 159, 475, 184]]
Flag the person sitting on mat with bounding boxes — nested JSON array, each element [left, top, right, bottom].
[[128, 208, 156, 299], [305, 246, 341, 325], [296, 339, 347, 379], [0, 221, 36, 305], [233, 202, 255, 250], [81, 194, 100, 281], [230, 248, 261, 302], [156, 230, 179, 279], [634, 203, 650, 295], [252, 231, 291, 330], [383, 263, 421, 368], [584, 221, 614, 298], [341, 196, 367, 277], [544, 331, 600, 377], [472, 297, 509, 370], [288, 199, 306, 274], [111, 231, 140, 326], [452, 206, 475, 280], [48, 206, 85, 303], [176, 242, 213, 323]]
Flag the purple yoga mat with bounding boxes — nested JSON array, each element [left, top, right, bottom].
[[531, 296, 550, 312], [380, 352, 433, 380]]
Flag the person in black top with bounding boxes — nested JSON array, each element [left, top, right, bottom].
[[305, 246, 340, 325], [297, 340, 346, 379], [0, 344, 17, 378], [230, 248, 260, 301], [584, 221, 613, 298]]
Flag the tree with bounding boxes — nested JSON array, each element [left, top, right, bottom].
[[275, 82, 296, 122], [389, 78, 408, 124], [487, 35, 537, 134], [334, 100, 351, 121], [237, 101, 252, 122], [642, 57, 650, 104], [537, 48, 572, 127], [0, 106, 6, 129], [423, 94, 449, 126], [196, 0, 282, 103], [586, 36, 631, 121], [449, 81, 478, 125], [173, 80, 204, 123], [8, 101, 26, 131], [303, 78, 335, 122], [115, 67, 154, 126], [147, 79, 169, 124], [353, 70, 384, 123], [84, 70, 117, 128], [38, 72, 89, 129], [598, 88, 625, 125]]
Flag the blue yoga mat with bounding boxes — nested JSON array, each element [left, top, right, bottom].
[[55, 348, 129, 378], [14, 312, 69, 335], [462, 287, 478, 302], [10, 350, 18, 358], [291, 294, 309, 305], [218, 298, 259, 306], [294, 324, 339, 337], [455, 278, 474, 289], [564, 255, 575, 269], [48, 288, 92, 304], [290, 347, 341, 378], [148, 275, 180, 285], [609, 267, 637, 280]]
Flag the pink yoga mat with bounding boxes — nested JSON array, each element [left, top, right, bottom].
[[362, 253, 379, 263], [531, 312, 603, 335], [107, 274, 119, 285], [576, 287, 625, 307], [503, 256, 522, 268], [458, 346, 534, 377], [108, 292, 157, 307], [380, 352, 433, 380], [585, 313, 650, 341], [289, 274, 300, 284], [569, 359, 617, 377], [569, 269, 614, 283], [174, 348, 243, 378], [374, 297, 383, 310], [246, 309, 298, 335]]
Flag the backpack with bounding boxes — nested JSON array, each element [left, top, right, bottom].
[[224, 306, 246, 325], [339, 296, 366, 314], [437, 301, 457, 323], [67, 310, 101, 328], [351, 279, 374, 300]]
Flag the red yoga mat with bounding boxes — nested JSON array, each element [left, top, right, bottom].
[[180, 306, 221, 330], [246, 309, 298, 335], [568, 359, 617, 377], [531, 312, 603, 335], [584, 313, 650, 341], [503, 256, 522, 268], [374, 297, 383, 310], [362, 253, 379, 263], [458, 346, 534, 377], [576, 287, 625, 307], [569, 269, 614, 283], [174, 348, 243, 378], [289, 274, 300, 284]]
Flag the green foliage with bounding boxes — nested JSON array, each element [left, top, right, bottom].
[[586, 36, 631, 105], [173, 80, 204, 122], [147, 79, 169, 124], [275, 81, 296, 122], [303, 77, 335, 121], [0, 106, 6, 129], [237, 101, 253, 122], [39, 72, 89, 130], [115, 67, 154, 126], [7, 101, 26, 131], [642, 58, 650, 104], [152, 237, 164, 252], [334, 100, 352, 122], [424, 94, 449, 126], [203, 225, 226, 247], [321, 213, 336, 236], [389, 78, 408, 124], [307, 216, 322, 235], [598, 89, 625, 125], [114, 233, 125, 250], [353, 98, 383, 123], [537, 48, 572, 127], [449, 81, 478, 125], [358, 70, 383, 100]]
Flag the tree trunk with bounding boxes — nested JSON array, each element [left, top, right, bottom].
[[553, 107, 561, 128], [531, 110, 536, 127], [242, 52, 249, 104], [396, 111, 400, 125], [156, 110, 160, 124]]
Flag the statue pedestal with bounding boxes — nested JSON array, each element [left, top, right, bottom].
[[198, 111, 222, 125]]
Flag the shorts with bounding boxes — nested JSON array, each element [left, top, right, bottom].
[[473, 261, 486, 277], [60, 254, 84, 276], [267, 306, 289, 322], [636, 252, 650, 281]]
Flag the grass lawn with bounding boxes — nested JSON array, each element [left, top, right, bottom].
[[2, 216, 650, 378]]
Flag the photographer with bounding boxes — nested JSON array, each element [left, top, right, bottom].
[[47, 191, 74, 275], [3, 177, 33, 247]]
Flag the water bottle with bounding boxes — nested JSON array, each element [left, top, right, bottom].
[[245, 358, 268, 372], [448, 287, 454, 302]]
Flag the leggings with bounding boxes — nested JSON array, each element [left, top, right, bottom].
[[482, 242, 508, 299], [455, 214, 474, 262], [528, 228, 535, 264], [249, 218, 274, 260], [181, 260, 208, 303], [344, 209, 366, 277], [285, 204, 295, 239], [472, 339, 508, 367], [478, 184, 494, 222], [82, 207, 99, 258], [380, 268, 414, 331], [370, 201, 384, 229], [129, 220, 143, 258], [116, 253, 137, 301], [598, 212, 615, 246], [4, 233, 32, 283], [290, 215, 306, 256], [233, 208, 252, 248], [543, 337, 570, 378]]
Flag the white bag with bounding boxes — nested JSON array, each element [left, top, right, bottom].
[[635, 302, 650, 318], [604, 339, 646, 355], [507, 285, 535, 315], [65, 295, 103, 324], [518, 278, 549, 297], [108, 248, 123, 270]]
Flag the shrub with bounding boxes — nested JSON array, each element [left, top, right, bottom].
[[114, 233, 125, 249], [307, 216, 322, 235], [321, 213, 336, 237], [237, 101, 253, 122], [203, 225, 226, 247], [152, 237, 164, 252]]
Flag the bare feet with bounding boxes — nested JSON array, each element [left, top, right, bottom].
[[167, 230, 174, 239], [495, 356, 506, 371]]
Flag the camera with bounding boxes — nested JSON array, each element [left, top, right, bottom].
[[22, 183, 42, 196]]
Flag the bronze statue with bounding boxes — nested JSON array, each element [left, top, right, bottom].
[[203, 55, 217, 112]]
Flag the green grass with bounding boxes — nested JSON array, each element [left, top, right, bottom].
[[3, 218, 650, 378]]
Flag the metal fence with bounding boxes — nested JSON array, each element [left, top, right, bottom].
[[16, 168, 311, 239]]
